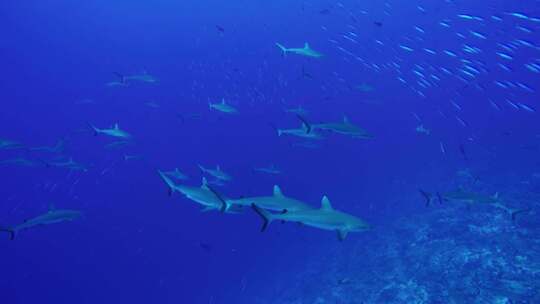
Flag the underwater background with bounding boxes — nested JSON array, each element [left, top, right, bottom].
[[1, 0, 539, 303]]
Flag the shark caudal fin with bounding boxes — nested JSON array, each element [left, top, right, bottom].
[[275, 43, 288, 56], [418, 189, 432, 207], [0, 226, 16, 240], [157, 170, 178, 196], [251, 204, 275, 232], [296, 115, 312, 133], [87, 122, 100, 136], [113, 72, 126, 84]]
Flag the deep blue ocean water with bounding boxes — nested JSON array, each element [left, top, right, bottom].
[[1, 1, 539, 303]]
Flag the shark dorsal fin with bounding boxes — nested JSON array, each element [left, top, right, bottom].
[[114, 123, 119, 130], [221, 98, 226, 105], [273, 185, 283, 197], [304, 42, 310, 49], [321, 196, 333, 210], [216, 165, 221, 171], [493, 192, 499, 200], [343, 116, 349, 124], [201, 177, 208, 188]]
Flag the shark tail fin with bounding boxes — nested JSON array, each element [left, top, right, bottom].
[[276, 43, 288, 56], [113, 72, 126, 83], [0, 226, 16, 240], [418, 189, 432, 207], [296, 115, 312, 133], [87, 122, 99, 136], [511, 208, 532, 221], [251, 204, 274, 232], [158, 170, 177, 196], [277, 129, 283, 137]]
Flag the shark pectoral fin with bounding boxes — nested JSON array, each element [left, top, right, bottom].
[[251, 204, 273, 232], [418, 189, 432, 207], [337, 230, 348, 242], [280, 209, 288, 224]]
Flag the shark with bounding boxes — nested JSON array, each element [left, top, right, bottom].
[[277, 122, 324, 139], [89, 123, 132, 139], [355, 83, 375, 92], [284, 106, 309, 116], [0, 139, 23, 150], [198, 165, 232, 182], [0, 158, 37, 167], [0, 206, 82, 240], [312, 116, 372, 139], [158, 170, 234, 212], [253, 164, 281, 175], [252, 196, 370, 241], [162, 168, 189, 180], [30, 138, 66, 153], [44, 157, 89, 172], [104, 140, 131, 149], [105, 80, 129, 88], [209, 99, 239, 114], [116, 71, 158, 84], [276, 42, 323, 58], [226, 185, 312, 212], [291, 141, 322, 149], [419, 188, 530, 220]]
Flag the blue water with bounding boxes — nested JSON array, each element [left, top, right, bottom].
[[1, 1, 539, 303]]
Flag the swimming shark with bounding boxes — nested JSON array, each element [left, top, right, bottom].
[[277, 122, 324, 139], [284, 106, 309, 116], [276, 42, 323, 58], [89, 123, 132, 139], [0, 139, 23, 150], [253, 164, 281, 175], [158, 170, 231, 212], [30, 138, 66, 153], [115, 71, 158, 84], [198, 165, 232, 182], [0, 158, 37, 167], [419, 188, 529, 220], [227, 185, 312, 212], [0, 206, 82, 240], [252, 196, 370, 241], [44, 157, 89, 172], [104, 141, 131, 149], [355, 83, 375, 92], [162, 168, 189, 180], [209, 99, 239, 114], [105, 80, 129, 88], [312, 116, 372, 139]]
